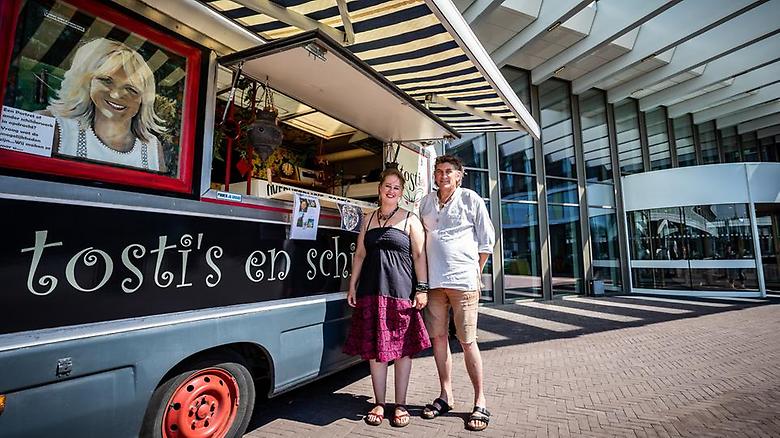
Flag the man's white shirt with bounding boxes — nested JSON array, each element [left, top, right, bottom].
[[419, 187, 495, 291]]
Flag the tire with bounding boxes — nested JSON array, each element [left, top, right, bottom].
[[140, 355, 255, 438]]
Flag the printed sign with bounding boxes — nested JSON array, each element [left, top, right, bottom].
[[290, 193, 321, 240], [337, 202, 363, 233], [0, 198, 357, 334], [0, 106, 55, 157], [384, 143, 432, 212]]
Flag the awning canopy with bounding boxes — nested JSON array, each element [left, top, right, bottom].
[[218, 30, 458, 142], [199, 0, 540, 139]]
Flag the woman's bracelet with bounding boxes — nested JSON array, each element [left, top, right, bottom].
[[415, 281, 429, 292]]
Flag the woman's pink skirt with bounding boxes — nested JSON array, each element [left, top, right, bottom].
[[343, 295, 431, 362]]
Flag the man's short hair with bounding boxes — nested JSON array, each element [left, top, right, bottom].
[[434, 154, 464, 171]]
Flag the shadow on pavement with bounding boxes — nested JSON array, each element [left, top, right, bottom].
[[247, 362, 371, 429], [476, 294, 780, 352], [244, 294, 780, 433]]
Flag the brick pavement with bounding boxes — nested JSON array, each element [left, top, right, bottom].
[[244, 295, 780, 437]]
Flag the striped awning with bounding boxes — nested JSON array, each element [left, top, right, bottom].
[[199, 0, 539, 138]]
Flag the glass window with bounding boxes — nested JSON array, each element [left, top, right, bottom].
[[720, 126, 740, 163], [497, 131, 535, 174], [631, 268, 655, 289], [481, 254, 494, 302], [645, 108, 671, 170], [632, 268, 691, 290], [672, 115, 696, 167], [548, 205, 583, 294], [578, 89, 613, 182], [462, 168, 489, 198], [740, 132, 759, 162], [690, 269, 758, 291], [684, 204, 753, 260], [629, 210, 652, 260], [655, 268, 690, 290], [629, 204, 758, 291], [649, 207, 686, 260], [446, 133, 487, 168], [589, 207, 621, 289], [759, 134, 779, 162], [539, 80, 576, 179], [501, 203, 542, 299], [501, 66, 531, 108], [628, 208, 686, 260], [614, 99, 643, 175], [755, 203, 780, 292], [546, 177, 578, 205], [0, 0, 199, 193], [697, 121, 719, 164], [586, 182, 615, 208], [500, 173, 536, 202]]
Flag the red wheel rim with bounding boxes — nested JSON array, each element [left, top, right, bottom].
[[162, 367, 240, 438]]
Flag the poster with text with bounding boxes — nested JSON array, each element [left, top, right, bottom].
[[384, 143, 432, 213], [290, 193, 321, 240]]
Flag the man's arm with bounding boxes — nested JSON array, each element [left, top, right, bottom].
[[478, 253, 489, 272]]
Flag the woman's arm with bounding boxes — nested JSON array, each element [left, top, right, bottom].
[[347, 212, 369, 307], [408, 214, 428, 309]]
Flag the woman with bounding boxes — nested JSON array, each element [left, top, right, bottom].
[[343, 168, 430, 428], [45, 38, 166, 172]]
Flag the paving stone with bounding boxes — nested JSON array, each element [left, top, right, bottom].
[[244, 295, 780, 437]]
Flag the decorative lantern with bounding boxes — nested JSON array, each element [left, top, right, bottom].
[[249, 81, 283, 162]]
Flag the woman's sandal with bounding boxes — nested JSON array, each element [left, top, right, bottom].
[[363, 403, 385, 426], [391, 405, 411, 428], [465, 406, 491, 431], [421, 397, 452, 419]]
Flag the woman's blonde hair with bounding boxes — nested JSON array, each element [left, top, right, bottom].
[[47, 38, 166, 142]]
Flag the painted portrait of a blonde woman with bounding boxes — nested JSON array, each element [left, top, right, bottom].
[[43, 38, 167, 172]]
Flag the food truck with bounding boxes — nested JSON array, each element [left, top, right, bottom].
[[0, 0, 538, 436]]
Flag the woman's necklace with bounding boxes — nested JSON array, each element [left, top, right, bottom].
[[377, 206, 399, 227], [438, 188, 456, 209]]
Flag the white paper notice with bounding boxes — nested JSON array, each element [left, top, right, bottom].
[[290, 193, 321, 240], [0, 106, 55, 157]]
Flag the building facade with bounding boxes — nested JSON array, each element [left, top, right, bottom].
[[445, 68, 779, 303]]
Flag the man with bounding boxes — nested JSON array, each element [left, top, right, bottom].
[[418, 154, 495, 432]]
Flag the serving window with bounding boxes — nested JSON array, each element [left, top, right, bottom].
[[0, 0, 201, 193], [211, 67, 387, 204]]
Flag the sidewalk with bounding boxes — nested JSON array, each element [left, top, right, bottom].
[[244, 294, 780, 437]]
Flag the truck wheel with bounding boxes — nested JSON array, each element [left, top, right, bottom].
[[141, 357, 255, 438]]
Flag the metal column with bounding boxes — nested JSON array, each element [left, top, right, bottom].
[[531, 84, 553, 300], [486, 131, 505, 304], [571, 91, 593, 296]]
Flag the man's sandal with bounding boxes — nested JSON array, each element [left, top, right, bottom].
[[391, 405, 411, 428], [465, 406, 491, 431], [421, 397, 452, 419], [364, 403, 385, 426]]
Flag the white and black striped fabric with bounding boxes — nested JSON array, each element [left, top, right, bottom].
[[201, 0, 521, 133]]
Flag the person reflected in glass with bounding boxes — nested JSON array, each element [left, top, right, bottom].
[[723, 243, 746, 288], [343, 168, 430, 428], [43, 38, 166, 172], [418, 155, 495, 432]]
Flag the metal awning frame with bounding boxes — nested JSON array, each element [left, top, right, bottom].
[[425, 0, 541, 139], [231, 0, 352, 44]]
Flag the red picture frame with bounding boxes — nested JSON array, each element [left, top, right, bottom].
[[0, 0, 201, 193]]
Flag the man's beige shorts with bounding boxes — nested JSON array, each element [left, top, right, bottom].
[[424, 288, 479, 344]]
